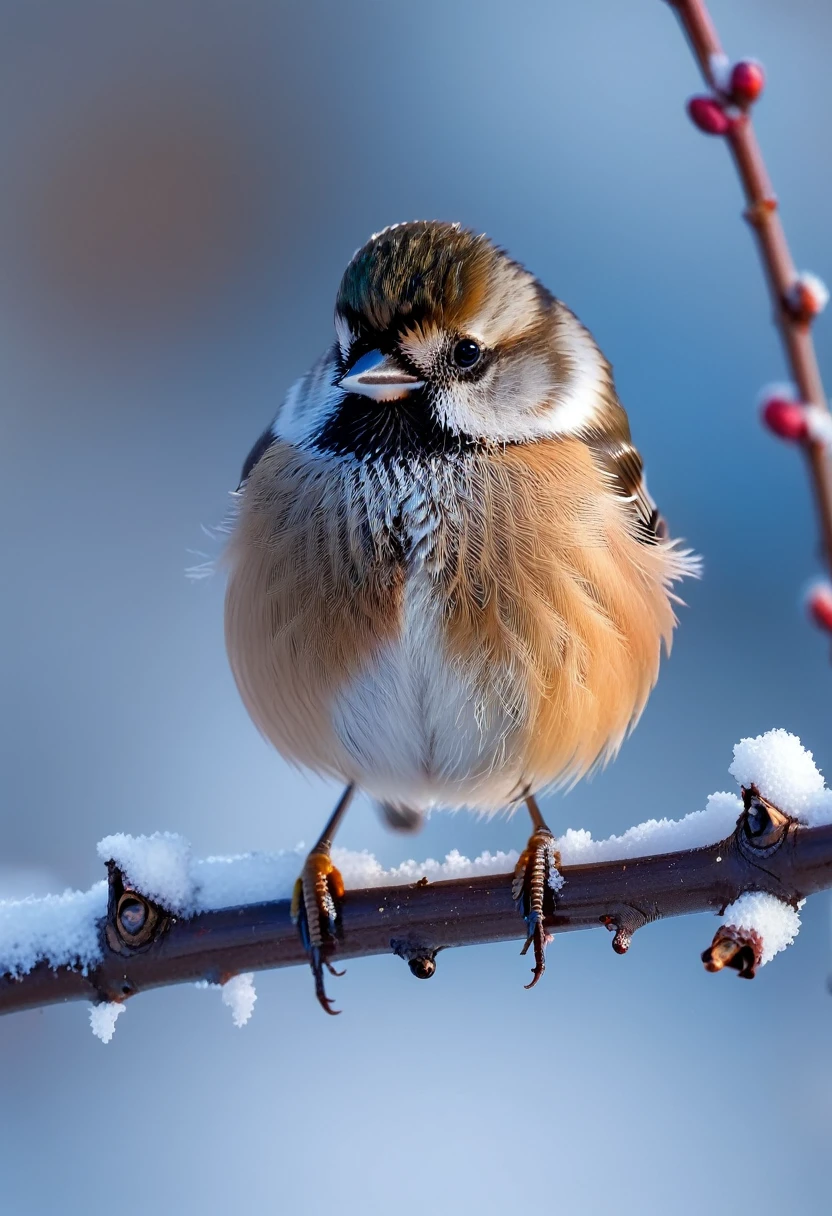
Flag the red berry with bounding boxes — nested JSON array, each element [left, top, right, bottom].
[[687, 96, 732, 136], [808, 585, 832, 632], [761, 397, 808, 442], [730, 61, 765, 105]]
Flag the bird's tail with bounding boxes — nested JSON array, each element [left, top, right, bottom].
[[375, 801, 424, 833]]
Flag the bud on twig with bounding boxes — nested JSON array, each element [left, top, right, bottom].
[[702, 924, 762, 978], [806, 582, 832, 633], [760, 394, 807, 443], [786, 273, 830, 324], [687, 95, 733, 135], [728, 60, 765, 106]]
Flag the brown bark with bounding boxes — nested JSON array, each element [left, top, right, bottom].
[[2, 806, 831, 1017]]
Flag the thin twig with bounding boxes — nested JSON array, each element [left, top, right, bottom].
[[667, 0, 832, 587]]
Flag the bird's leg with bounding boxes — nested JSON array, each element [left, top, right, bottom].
[[291, 784, 355, 1015], [511, 792, 562, 990]]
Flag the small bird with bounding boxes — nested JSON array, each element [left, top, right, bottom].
[[224, 221, 697, 1011]]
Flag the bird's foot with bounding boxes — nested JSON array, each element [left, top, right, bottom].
[[291, 847, 346, 1015], [511, 826, 562, 989]]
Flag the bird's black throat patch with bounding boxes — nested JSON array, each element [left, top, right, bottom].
[[312, 388, 480, 462]]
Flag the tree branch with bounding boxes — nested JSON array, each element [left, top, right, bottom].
[[667, 0, 832, 603], [2, 804, 832, 1018]]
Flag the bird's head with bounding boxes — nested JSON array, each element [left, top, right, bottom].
[[279, 221, 614, 460]]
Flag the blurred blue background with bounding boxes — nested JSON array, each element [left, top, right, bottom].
[[2, 0, 831, 1211]]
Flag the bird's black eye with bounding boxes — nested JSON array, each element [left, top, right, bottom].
[[452, 338, 482, 369]]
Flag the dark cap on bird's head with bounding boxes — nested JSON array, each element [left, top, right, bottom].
[[335, 221, 541, 340]]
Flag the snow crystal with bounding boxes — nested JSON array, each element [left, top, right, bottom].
[[546, 839, 565, 893], [89, 1001, 125, 1043], [708, 52, 732, 93], [194, 849, 303, 910], [195, 973, 257, 1026], [721, 892, 802, 965], [557, 792, 742, 865], [97, 832, 195, 914], [0, 882, 106, 976], [331, 846, 521, 890], [804, 405, 832, 447], [729, 729, 832, 825], [222, 973, 257, 1027]]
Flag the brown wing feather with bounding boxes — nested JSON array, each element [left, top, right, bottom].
[[584, 385, 668, 542], [594, 436, 667, 541]]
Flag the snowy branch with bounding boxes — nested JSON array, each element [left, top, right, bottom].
[[2, 731, 832, 1029], [667, 0, 832, 627], [1, 808, 831, 1021]]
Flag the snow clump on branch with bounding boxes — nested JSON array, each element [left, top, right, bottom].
[[720, 892, 801, 966], [730, 729, 832, 825]]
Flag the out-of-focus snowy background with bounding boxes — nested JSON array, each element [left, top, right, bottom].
[[2, 1, 831, 1212]]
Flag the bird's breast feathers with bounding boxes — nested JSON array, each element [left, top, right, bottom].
[[224, 438, 691, 810]]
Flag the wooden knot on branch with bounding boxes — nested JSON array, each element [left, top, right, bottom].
[[743, 197, 777, 229], [104, 860, 170, 956], [701, 788, 798, 981], [391, 937, 440, 979], [738, 784, 793, 858]]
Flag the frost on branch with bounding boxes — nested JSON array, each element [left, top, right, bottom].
[[1, 800, 756, 985], [89, 1000, 125, 1044], [721, 892, 801, 966], [97, 832, 195, 915], [1, 728, 831, 1018], [0, 840, 526, 983], [729, 729, 832, 826], [196, 972, 257, 1028], [558, 791, 741, 863], [0, 883, 107, 978], [221, 973, 257, 1027], [702, 893, 801, 980], [701, 729, 831, 979]]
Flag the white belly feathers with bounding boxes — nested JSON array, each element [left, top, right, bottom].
[[331, 567, 526, 812]]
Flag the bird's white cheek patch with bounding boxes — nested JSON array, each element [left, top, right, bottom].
[[433, 359, 558, 445], [547, 319, 608, 436]]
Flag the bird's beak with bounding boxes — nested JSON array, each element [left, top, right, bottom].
[[338, 349, 424, 401]]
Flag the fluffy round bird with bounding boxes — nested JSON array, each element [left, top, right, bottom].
[[224, 220, 698, 1009]]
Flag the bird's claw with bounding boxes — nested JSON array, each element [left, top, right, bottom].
[[291, 850, 346, 1015], [512, 827, 560, 989]]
